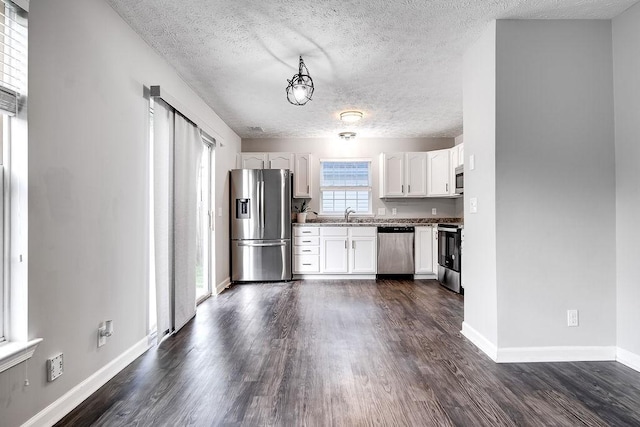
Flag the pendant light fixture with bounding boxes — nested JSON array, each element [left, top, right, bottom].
[[286, 56, 314, 106]]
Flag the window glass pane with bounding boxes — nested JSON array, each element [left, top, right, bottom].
[[319, 160, 371, 214], [320, 161, 370, 187]]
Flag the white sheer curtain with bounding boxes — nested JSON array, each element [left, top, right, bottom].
[[173, 113, 203, 331], [153, 99, 174, 339], [152, 99, 204, 339]]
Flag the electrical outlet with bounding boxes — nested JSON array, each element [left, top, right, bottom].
[[391, 208, 397, 216], [47, 353, 64, 382], [567, 309, 579, 327], [377, 207, 386, 216], [432, 208, 437, 215], [218, 207, 223, 217]]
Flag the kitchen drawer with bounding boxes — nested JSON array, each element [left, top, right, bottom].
[[349, 227, 377, 237], [294, 227, 320, 237], [320, 227, 348, 237], [295, 246, 320, 255], [294, 255, 320, 273], [294, 236, 320, 246]]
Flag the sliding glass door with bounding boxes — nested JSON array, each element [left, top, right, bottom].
[[196, 141, 212, 302]]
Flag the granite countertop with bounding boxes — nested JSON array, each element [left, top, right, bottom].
[[293, 218, 463, 227]]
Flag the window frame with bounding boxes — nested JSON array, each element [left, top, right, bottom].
[[318, 158, 373, 216]]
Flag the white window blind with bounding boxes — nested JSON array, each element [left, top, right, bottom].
[[0, 0, 26, 116], [319, 160, 372, 214]]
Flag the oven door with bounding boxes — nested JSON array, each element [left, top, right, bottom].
[[438, 229, 461, 272]]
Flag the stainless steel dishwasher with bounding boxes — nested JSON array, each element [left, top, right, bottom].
[[376, 226, 415, 278]]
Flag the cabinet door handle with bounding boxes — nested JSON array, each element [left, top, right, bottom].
[[302, 263, 312, 266], [302, 240, 311, 243], [408, 184, 411, 193], [269, 160, 272, 168], [401, 184, 404, 193], [303, 249, 311, 252], [344, 241, 347, 249], [446, 183, 449, 192], [302, 231, 312, 234], [352, 241, 355, 249], [307, 185, 310, 193]]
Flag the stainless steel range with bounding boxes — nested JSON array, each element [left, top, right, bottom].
[[437, 224, 462, 294]]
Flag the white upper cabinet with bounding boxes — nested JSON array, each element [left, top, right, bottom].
[[380, 152, 427, 198], [238, 152, 294, 170], [238, 153, 266, 169], [267, 152, 294, 170], [406, 152, 428, 197], [380, 153, 405, 197], [293, 153, 313, 198], [427, 149, 451, 197]]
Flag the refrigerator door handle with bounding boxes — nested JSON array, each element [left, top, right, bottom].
[[260, 180, 265, 229], [237, 242, 287, 247]]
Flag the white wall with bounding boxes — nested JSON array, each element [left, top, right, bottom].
[[242, 137, 462, 219], [0, 0, 240, 425], [461, 22, 499, 349], [495, 20, 616, 349], [613, 2, 640, 359]]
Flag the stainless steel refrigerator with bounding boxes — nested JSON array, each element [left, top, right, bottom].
[[230, 169, 292, 282]]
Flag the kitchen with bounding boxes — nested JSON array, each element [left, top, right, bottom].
[[231, 138, 465, 292]]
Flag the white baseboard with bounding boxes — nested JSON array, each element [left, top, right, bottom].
[[215, 277, 231, 295], [617, 347, 640, 373], [414, 274, 437, 279], [496, 346, 616, 363], [23, 336, 151, 427], [293, 274, 376, 280], [460, 321, 498, 361]]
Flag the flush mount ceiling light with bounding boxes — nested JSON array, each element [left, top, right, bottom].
[[340, 110, 363, 123], [286, 56, 314, 106], [339, 132, 357, 141]]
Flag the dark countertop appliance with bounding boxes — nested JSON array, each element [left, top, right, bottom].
[[437, 224, 462, 294]]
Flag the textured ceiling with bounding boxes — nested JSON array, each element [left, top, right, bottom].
[[107, 0, 637, 139]]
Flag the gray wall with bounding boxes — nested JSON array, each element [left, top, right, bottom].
[[242, 137, 462, 219], [495, 20, 616, 347], [462, 22, 499, 346], [613, 3, 640, 357], [0, 0, 240, 425]]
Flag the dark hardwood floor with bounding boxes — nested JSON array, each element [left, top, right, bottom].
[[57, 280, 640, 426]]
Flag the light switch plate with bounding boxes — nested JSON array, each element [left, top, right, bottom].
[[432, 208, 437, 215], [377, 207, 386, 216], [391, 208, 397, 216], [218, 207, 223, 217], [470, 197, 478, 214]]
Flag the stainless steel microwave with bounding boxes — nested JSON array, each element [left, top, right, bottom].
[[454, 165, 463, 195]]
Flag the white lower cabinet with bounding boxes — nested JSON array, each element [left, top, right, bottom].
[[321, 235, 349, 273], [319, 227, 377, 274], [349, 228, 377, 274], [415, 225, 438, 274], [293, 226, 320, 273]]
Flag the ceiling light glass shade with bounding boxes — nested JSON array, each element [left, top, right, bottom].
[[286, 56, 314, 106], [339, 132, 357, 141], [340, 111, 363, 123]]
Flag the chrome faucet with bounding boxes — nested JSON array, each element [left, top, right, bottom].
[[345, 207, 356, 223]]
